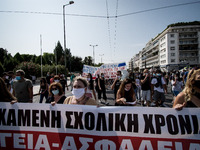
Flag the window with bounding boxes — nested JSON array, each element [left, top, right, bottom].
[[171, 59, 175, 63], [170, 40, 175, 44], [161, 54, 166, 58], [170, 47, 175, 50], [171, 53, 175, 56], [161, 60, 166, 64], [170, 34, 174, 38]]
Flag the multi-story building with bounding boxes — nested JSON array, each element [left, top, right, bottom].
[[131, 22, 200, 72]]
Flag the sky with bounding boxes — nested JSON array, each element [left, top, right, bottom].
[[0, 0, 200, 65]]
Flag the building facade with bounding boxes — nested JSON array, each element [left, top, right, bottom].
[[131, 22, 200, 72]]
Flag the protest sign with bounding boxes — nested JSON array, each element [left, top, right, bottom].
[[0, 102, 199, 150], [82, 62, 126, 79]]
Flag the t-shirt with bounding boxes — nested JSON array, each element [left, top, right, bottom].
[[171, 80, 183, 92], [135, 79, 141, 88], [46, 95, 66, 104], [114, 79, 121, 94], [140, 75, 151, 91], [63, 96, 97, 105], [151, 77, 166, 93], [13, 78, 33, 102]]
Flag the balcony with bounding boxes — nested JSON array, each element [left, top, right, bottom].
[[179, 41, 198, 45]]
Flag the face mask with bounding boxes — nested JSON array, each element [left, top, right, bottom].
[[16, 76, 21, 81], [194, 80, 200, 89], [5, 76, 9, 79], [156, 74, 161, 76], [72, 88, 85, 99], [87, 78, 90, 81], [117, 76, 121, 79], [145, 73, 148, 75], [54, 80, 59, 83], [52, 89, 59, 95], [101, 75, 104, 78], [125, 88, 130, 91], [153, 74, 156, 76]]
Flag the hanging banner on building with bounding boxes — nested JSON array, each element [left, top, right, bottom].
[[82, 62, 126, 79], [0, 102, 200, 150]]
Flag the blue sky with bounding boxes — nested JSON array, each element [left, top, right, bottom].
[[0, 0, 200, 64]]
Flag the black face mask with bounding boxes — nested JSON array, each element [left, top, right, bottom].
[[194, 80, 200, 89]]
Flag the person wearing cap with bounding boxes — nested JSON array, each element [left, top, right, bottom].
[[13, 69, 33, 103]]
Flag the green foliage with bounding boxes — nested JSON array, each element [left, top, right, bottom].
[[15, 62, 41, 78], [83, 56, 93, 66], [167, 21, 200, 28], [1, 40, 84, 77]]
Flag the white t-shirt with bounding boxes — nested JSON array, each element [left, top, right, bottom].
[[171, 80, 183, 92], [151, 77, 166, 93]]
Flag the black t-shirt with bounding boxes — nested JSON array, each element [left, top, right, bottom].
[[114, 79, 121, 94], [140, 75, 151, 90], [124, 90, 133, 102], [46, 95, 66, 104]]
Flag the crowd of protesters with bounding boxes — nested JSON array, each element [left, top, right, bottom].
[[1, 66, 200, 108]]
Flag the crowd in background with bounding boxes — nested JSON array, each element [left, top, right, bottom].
[[1, 66, 200, 109]]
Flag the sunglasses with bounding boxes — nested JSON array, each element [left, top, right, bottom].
[[51, 88, 57, 91]]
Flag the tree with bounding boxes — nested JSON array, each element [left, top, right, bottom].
[[14, 52, 24, 63], [54, 41, 64, 65], [43, 53, 55, 65], [15, 62, 40, 78], [83, 56, 93, 65], [71, 56, 83, 72]]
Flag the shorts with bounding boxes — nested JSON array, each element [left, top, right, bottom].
[[154, 90, 166, 102], [141, 90, 151, 101]]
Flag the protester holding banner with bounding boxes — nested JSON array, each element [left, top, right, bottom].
[[173, 69, 200, 109], [63, 77, 97, 105], [85, 73, 97, 100], [98, 73, 108, 104], [46, 82, 66, 105], [0, 77, 17, 104], [111, 70, 122, 100], [12, 69, 33, 103], [115, 78, 136, 106]]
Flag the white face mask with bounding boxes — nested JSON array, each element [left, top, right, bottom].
[[72, 88, 85, 99], [54, 80, 59, 83]]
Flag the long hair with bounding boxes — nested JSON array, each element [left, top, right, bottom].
[[49, 82, 63, 96], [0, 77, 16, 102], [183, 69, 200, 101], [118, 78, 134, 98]]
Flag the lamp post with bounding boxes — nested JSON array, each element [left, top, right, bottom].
[[99, 54, 104, 63], [89, 44, 98, 65], [63, 1, 74, 74]]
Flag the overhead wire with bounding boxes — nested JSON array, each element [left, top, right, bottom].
[[0, 1, 199, 18], [105, 0, 113, 60], [113, 0, 119, 59]]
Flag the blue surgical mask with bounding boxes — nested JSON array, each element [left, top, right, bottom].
[[52, 89, 59, 95], [156, 74, 161, 76], [16, 76, 21, 81]]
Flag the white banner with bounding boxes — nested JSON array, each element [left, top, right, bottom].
[[0, 102, 200, 149], [82, 62, 126, 79]]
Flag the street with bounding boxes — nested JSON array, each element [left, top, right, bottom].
[[33, 81, 174, 107]]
